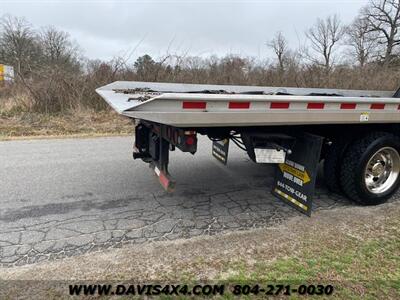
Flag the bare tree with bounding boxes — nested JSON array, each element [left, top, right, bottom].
[[0, 14, 40, 76], [39, 26, 80, 70], [268, 31, 288, 72], [305, 15, 344, 70], [362, 0, 400, 66], [346, 16, 378, 66]]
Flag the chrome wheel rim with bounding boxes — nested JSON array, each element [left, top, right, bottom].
[[364, 147, 400, 194]]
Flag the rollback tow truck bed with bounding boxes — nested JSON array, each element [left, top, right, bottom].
[[97, 81, 400, 215]]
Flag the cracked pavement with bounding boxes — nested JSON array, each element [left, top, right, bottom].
[[1, 136, 397, 267]]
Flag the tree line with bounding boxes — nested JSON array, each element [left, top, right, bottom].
[[1, 0, 400, 114]]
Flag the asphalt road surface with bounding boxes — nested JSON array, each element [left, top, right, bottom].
[[0, 136, 365, 266]]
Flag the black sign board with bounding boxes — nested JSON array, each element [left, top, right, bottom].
[[272, 133, 323, 216], [212, 139, 229, 164]]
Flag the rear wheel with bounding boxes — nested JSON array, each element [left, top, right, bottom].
[[340, 132, 400, 205]]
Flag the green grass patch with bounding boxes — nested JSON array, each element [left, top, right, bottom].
[[222, 221, 400, 299]]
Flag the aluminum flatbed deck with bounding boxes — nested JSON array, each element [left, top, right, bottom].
[[96, 81, 400, 127]]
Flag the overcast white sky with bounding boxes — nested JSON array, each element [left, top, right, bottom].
[[1, 0, 369, 62]]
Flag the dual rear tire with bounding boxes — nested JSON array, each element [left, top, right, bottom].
[[324, 132, 400, 205]]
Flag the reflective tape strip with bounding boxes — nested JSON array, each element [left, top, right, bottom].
[[154, 166, 161, 176], [340, 103, 357, 109], [158, 171, 170, 189], [307, 102, 325, 109], [370, 103, 385, 109], [154, 166, 170, 189], [274, 188, 308, 211], [179, 100, 399, 111], [182, 101, 207, 109], [270, 102, 290, 109], [228, 101, 250, 109]]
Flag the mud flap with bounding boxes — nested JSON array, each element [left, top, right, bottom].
[[272, 133, 323, 216], [212, 139, 230, 164]]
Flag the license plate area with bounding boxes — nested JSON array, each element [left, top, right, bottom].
[[254, 148, 286, 163]]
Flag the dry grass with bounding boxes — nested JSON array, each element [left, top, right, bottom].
[[0, 87, 132, 140], [0, 109, 133, 140]]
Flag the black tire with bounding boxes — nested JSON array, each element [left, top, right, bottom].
[[340, 132, 400, 205], [323, 139, 347, 194]]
